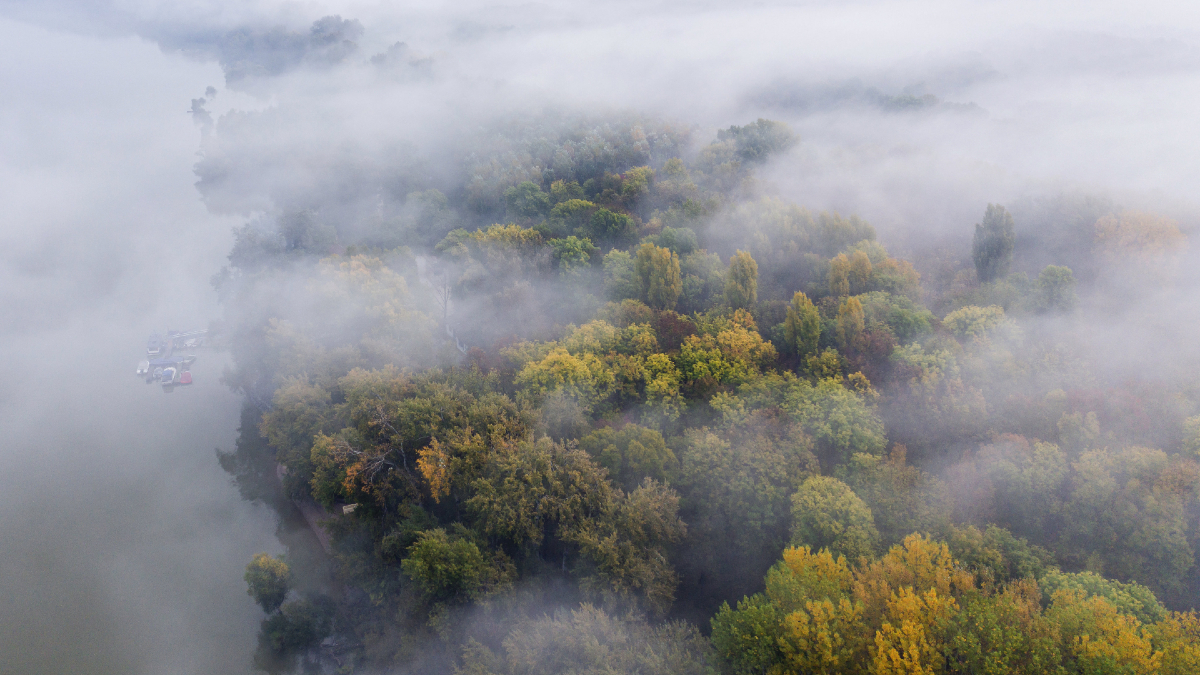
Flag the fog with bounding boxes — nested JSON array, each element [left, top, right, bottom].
[[3, 0, 1200, 672], [0, 17, 280, 674]]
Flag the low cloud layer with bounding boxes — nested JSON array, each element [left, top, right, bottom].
[[3, 1, 1200, 672], [0, 16, 278, 675]]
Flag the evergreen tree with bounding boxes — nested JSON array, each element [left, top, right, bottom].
[[972, 203, 1016, 282]]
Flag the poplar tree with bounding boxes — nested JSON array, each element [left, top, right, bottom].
[[635, 242, 682, 310], [828, 254, 851, 296], [724, 250, 759, 310], [783, 291, 821, 361], [847, 250, 873, 294], [972, 203, 1016, 282], [836, 296, 865, 353]]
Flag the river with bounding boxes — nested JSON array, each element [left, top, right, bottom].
[[0, 17, 302, 674]]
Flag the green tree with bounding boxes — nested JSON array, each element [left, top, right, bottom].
[[549, 179, 585, 204], [259, 377, 334, 500], [308, 432, 350, 508], [464, 437, 613, 551], [579, 424, 678, 491], [942, 524, 1055, 585], [258, 598, 332, 656], [675, 311, 777, 392], [544, 198, 597, 238], [635, 243, 682, 310], [948, 582, 1064, 675], [725, 250, 758, 310], [838, 448, 951, 545], [679, 250, 725, 313], [856, 291, 933, 344], [737, 372, 886, 465], [804, 347, 843, 380], [621, 166, 654, 211], [847, 250, 873, 294], [1059, 447, 1195, 600], [677, 422, 817, 565], [570, 478, 687, 615], [1034, 264, 1077, 312], [588, 208, 635, 244], [1039, 570, 1167, 625], [783, 291, 821, 361], [790, 475, 880, 561], [513, 347, 615, 413], [505, 181, 550, 222], [710, 592, 784, 675], [549, 235, 597, 276], [717, 118, 798, 163], [654, 226, 698, 255], [835, 296, 865, 354], [712, 546, 864, 675], [279, 208, 337, 254], [942, 304, 1009, 341], [972, 203, 1016, 282], [245, 553, 291, 613], [401, 528, 514, 602], [603, 249, 640, 300], [827, 254, 851, 297]]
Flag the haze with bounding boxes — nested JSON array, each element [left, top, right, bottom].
[[2, 1, 1199, 673]]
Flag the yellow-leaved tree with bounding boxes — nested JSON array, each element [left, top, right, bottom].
[[635, 242, 682, 310]]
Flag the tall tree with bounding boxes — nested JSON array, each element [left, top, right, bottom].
[[636, 243, 682, 310], [783, 291, 821, 361], [725, 250, 759, 310], [827, 254, 851, 297], [972, 203, 1016, 282], [847, 250, 873, 294], [603, 249, 640, 300], [835, 296, 865, 354]]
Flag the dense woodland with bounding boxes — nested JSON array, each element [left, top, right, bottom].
[[211, 114, 1200, 673]]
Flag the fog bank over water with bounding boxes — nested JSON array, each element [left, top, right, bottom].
[[0, 17, 281, 674]]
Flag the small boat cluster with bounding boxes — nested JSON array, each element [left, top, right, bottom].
[[137, 329, 207, 392]]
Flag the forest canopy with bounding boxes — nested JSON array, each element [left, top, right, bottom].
[[210, 113, 1200, 674]]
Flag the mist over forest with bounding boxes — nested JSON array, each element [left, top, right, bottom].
[[5, 2, 1200, 674]]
